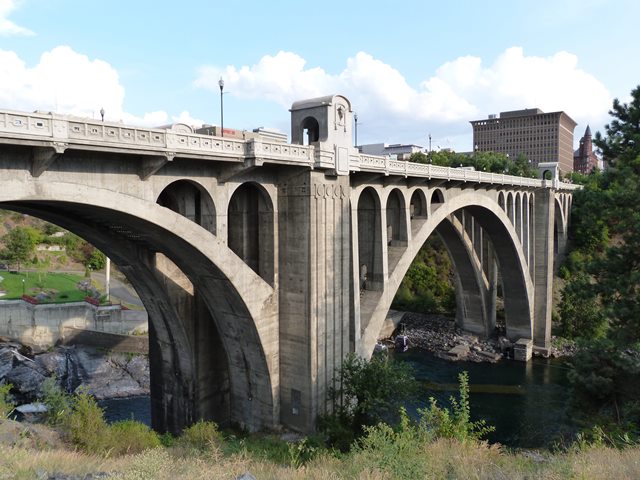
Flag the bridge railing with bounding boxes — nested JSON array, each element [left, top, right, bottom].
[[0, 108, 580, 190], [0, 108, 315, 165], [357, 153, 579, 190]]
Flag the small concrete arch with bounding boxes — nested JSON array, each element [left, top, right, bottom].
[[386, 188, 408, 246], [554, 196, 568, 258], [300, 116, 320, 145], [410, 188, 428, 219], [228, 182, 275, 286], [506, 192, 515, 224], [157, 179, 216, 235], [430, 188, 445, 213], [498, 191, 506, 211], [357, 187, 384, 293], [515, 192, 523, 241]]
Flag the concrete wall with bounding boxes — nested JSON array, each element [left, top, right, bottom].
[[0, 299, 123, 348], [62, 326, 148, 354]]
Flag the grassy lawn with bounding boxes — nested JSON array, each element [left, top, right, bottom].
[[0, 271, 87, 303]]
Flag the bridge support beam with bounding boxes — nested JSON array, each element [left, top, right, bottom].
[[278, 170, 351, 432], [533, 189, 555, 351]]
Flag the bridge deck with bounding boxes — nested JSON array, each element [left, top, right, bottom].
[[0, 108, 579, 191]]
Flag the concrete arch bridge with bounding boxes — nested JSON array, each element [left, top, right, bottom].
[[0, 95, 577, 433]]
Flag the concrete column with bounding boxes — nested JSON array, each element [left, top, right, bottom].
[[153, 254, 231, 428], [485, 243, 498, 334], [438, 218, 488, 337], [533, 189, 555, 351], [522, 195, 530, 266], [278, 171, 351, 432]]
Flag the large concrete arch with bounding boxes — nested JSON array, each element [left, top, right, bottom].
[[357, 191, 534, 357], [0, 180, 279, 433]]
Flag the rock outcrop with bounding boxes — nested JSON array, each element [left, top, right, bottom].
[[0, 340, 149, 404]]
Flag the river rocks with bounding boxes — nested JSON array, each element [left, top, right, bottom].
[[0, 340, 150, 403], [548, 336, 578, 358], [387, 313, 505, 363]]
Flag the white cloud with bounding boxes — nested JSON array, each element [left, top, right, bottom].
[[0, 0, 33, 36], [0, 46, 203, 128], [195, 47, 612, 148]]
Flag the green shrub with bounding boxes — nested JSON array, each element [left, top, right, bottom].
[[108, 420, 161, 455], [318, 353, 418, 451], [41, 377, 73, 426], [287, 437, 322, 468], [418, 371, 494, 442], [177, 420, 223, 451], [64, 389, 110, 454], [353, 411, 426, 479], [0, 382, 15, 419]]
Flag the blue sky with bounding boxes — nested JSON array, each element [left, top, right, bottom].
[[1, 0, 638, 151]]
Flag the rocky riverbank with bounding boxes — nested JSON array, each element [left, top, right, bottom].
[[0, 338, 149, 405], [384, 312, 576, 362]]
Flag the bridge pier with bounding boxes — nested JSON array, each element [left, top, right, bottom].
[[278, 170, 351, 432], [533, 188, 555, 351]]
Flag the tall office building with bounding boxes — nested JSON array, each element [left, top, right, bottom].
[[470, 108, 577, 174]]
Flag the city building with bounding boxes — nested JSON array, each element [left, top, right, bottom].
[[358, 142, 424, 160], [573, 125, 600, 174], [470, 108, 577, 174]]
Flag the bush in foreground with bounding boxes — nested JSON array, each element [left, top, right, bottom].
[[0, 382, 15, 419]]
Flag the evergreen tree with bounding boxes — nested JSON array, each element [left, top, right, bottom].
[[592, 86, 640, 344], [562, 86, 640, 436]]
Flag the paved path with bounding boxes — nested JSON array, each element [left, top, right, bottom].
[[91, 272, 144, 308]]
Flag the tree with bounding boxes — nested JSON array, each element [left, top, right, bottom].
[[562, 86, 640, 437], [591, 85, 640, 344], [1, 227, 36, 271]]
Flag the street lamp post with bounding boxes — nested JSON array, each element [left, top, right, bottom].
[[218, 77, 225, 137], [22, 278, 25, 296], [354, 113, 358, 147]]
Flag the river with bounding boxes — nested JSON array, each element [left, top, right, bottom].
[[100, 350, 576, 449], [393, 348, 577, 448]]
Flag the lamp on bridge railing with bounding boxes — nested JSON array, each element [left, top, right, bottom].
[[354, 113, 358, 147], [218, 77, 225, 138]]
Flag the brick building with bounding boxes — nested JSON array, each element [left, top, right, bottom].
[[470, 108, 577, 174], [573, 125, 599, 174]]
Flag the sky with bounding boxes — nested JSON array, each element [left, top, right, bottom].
[[1, 0, 638, 152]]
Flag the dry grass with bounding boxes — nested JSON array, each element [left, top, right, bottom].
[[1, 436, 640, 479]]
